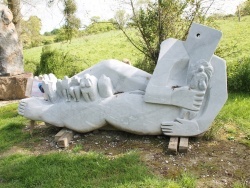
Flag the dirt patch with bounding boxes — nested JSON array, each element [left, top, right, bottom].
[[16, 123, 250, 187]]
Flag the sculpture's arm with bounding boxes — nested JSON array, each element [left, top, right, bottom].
[[161, 56, 227, 136], [196, 56, 228, 133], [144, 85, 205, 111]]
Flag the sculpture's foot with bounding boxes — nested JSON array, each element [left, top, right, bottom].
[[18, 97, 54, 123], [161, 118, 201, 136], [18, 96, 107, 131]]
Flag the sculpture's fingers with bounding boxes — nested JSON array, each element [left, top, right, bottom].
[[162, 131, 173, 135], [161, 122, 173, 126], [195, 91, 205, 97], [194, 96, 203, 101], [161, 128, 172, 131]]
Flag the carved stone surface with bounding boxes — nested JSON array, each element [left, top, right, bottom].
[[0, 73, 33, 100], [0, 4, 23, 76], [18, 23, 227, 137]]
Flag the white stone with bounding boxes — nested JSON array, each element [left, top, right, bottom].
[[18, 23, 227, 137]]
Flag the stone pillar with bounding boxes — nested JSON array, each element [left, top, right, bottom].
[[0, 4, 23, 76]]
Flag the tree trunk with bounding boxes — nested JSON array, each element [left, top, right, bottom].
[[238, 5, 241, 22]]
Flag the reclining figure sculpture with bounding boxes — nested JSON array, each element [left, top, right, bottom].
[[18, 23, 227, 136]]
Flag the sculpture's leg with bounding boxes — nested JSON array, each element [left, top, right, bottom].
[[69, 87, 77, 101], [74, 87, 81, 102], [81, 91, 90, 102], [76, 60, 151, 93], [18, 96, 107, 132]]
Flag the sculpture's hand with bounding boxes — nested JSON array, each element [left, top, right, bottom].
[[161, 118, 200, 136], [171, 86, 205, 111], [80, 74, 97, 102]]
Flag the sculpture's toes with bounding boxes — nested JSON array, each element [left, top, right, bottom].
[[18, 100, 27, 116]]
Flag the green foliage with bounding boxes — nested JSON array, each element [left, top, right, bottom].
[[34, 46, 82, 78], [61, 0, 81, 42], [85, 22, 117, 35], [24, 30, 143, 74], [119, 0, 215, 71], [239, 1, 250, 16], [114, 9, 129, 29], [21, 16, 42, 48], [134, 56, 155, 74], [227, 57, 250, 92]]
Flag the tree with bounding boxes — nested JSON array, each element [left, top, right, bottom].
[[238, 0, 250, 16], [21, 16, 42, 48], [114, 9, 129, 29], [116, 0, 215, 72], [61, 0, 81, 42]]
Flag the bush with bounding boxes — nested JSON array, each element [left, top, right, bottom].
[[227, 57, 250, 92], [34, 46, 82, 78], [134, 57, 155, 74], [85, 22, 116, 35], [42, 39, 54, 45]]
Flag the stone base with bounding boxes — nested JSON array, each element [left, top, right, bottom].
[[0, 73, 33, 100]]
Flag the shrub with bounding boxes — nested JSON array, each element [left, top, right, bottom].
[[34, 46, 82, 78], [85, 22, 116, 35], [227, 57, 250, 92], [42, 39, 54, 45], [134, 57, 155, 74]]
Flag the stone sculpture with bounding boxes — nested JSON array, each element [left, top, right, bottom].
[[0, 4, 23, 76], [18, 23, 227, 136]]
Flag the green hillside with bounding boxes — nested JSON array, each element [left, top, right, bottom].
[[24, 16, 250, 74], [24, 30, 143, 73], [215, 16, 250, 64]]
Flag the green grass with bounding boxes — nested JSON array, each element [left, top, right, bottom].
[[205, 93, 250, 145], [0, 152, 196, 188], [24, 16, 250, 75], [24, 30, 143, 74], [7, 17, 250, 187], [0, 104, 30, 152], [215, 16, 250, 64], [0, 104, 196, 188]]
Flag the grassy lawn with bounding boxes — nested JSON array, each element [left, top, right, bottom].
[[0, 104, 197, 188], [3, 16, 249, 188], [215, 16, 250, 64], [0, 93, 249, 187]]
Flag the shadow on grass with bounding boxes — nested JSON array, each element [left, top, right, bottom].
[[0, 122, 30, 153], [0, 152, 184, 188]]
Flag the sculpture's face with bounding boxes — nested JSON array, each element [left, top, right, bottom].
[[0, 4, 15, 41]]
